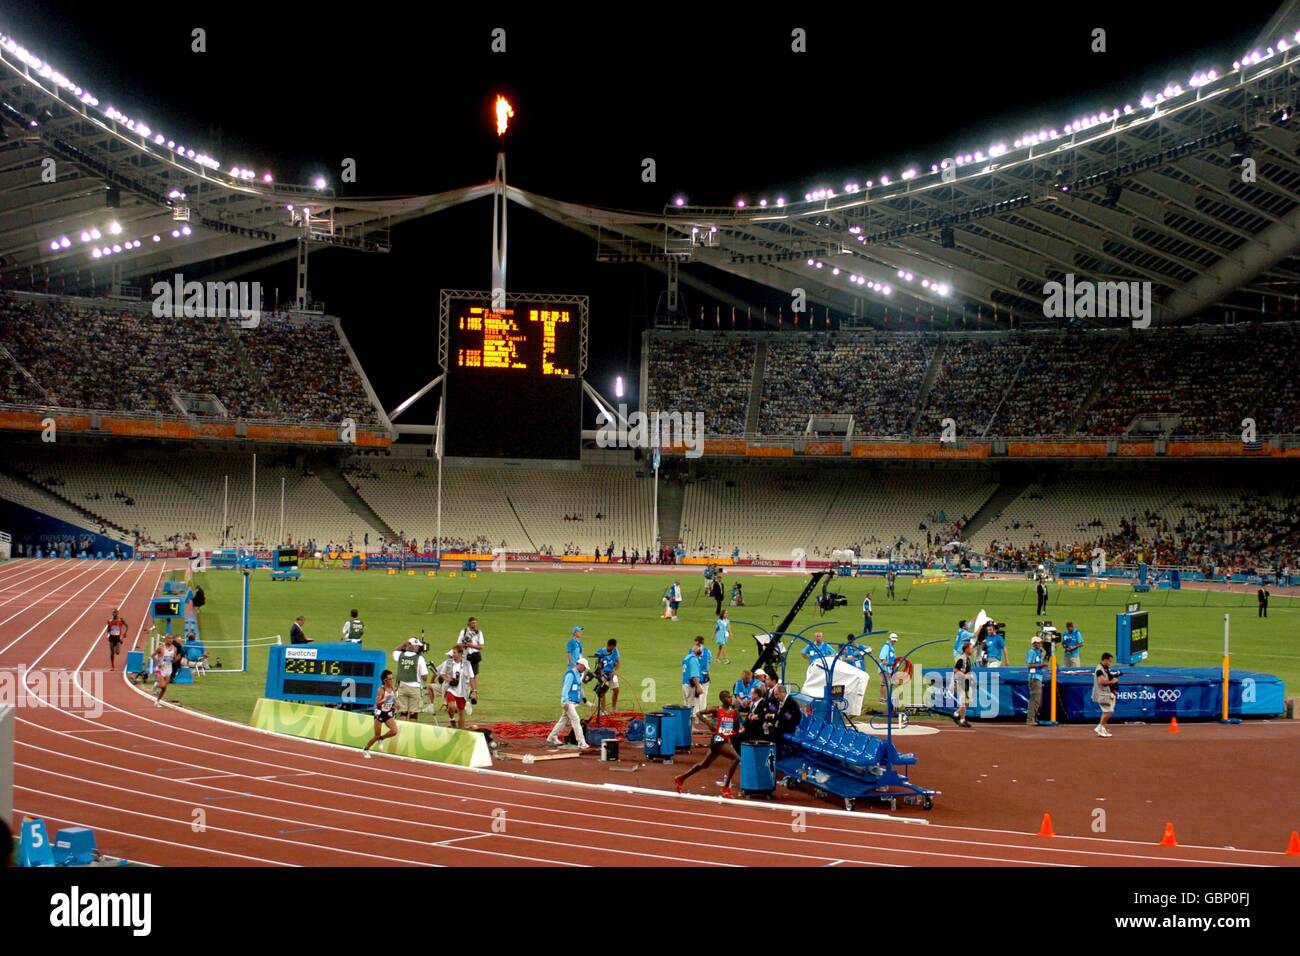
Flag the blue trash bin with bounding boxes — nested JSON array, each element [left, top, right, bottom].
[[739, 741, 777, 795], [643, 712, 669, 758], [663, 704, 694, 752]]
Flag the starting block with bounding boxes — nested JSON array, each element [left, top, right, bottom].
[[19, 818, 55, 867], [53, 826, 98, 866]]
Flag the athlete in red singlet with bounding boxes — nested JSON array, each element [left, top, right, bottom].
[[104, 609, 128, 668], [674, 690, 742, 798]]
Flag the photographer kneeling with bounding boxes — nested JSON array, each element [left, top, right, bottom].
[[1092, 652, 1119, 738]]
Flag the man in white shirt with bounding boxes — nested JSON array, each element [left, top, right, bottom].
[[435, 644, 477, 729], [457, 616, 484, 674], [392, 638, 429, 721]]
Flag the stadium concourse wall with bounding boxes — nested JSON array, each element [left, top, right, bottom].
[[0, 406, 392, 447], [652, 436, 1300, 460], [0, 497, 132, 556]]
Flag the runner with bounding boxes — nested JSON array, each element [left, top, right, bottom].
[[363, 670, 399, 756], [674, 690, 742, 798], [104, 608, 128, 669], [151, 638, 176, 706]]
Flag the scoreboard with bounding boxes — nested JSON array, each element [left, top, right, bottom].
[[1115, 605, 1150, 665], [265, 643, 387, 707], [442, 293, 584, 460]]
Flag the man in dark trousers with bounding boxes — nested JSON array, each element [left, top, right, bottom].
[[1035, 574, 1049, 615], [1258, 584, 1270, 618], [709, 575, 724, 617], [290, 615, 312, 644]]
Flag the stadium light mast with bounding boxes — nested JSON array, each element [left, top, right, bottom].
[[490, 95, 513, 308]]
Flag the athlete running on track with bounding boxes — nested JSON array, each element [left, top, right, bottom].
[[104, 608, 128, 669], [674, 690, 742, 798], [363, 670, 400, 756], [151, 638, 176, 706]]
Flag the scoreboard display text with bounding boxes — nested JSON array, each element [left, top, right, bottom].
[[454, 305, 573, 376], [265, 644, 387, 707], [1128, 611, 1149, 656], [444, 298, 582, 459]]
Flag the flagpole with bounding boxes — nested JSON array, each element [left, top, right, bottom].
[[651, 413, 660, 558], [250, 453, 257, 555], [279, 476, 285, 546], [222, 475, 229, 547]]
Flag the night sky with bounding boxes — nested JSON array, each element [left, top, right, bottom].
[[0, 2, 1279, 427]]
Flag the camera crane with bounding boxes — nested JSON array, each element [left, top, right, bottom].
[[749, 571, 838, 675]]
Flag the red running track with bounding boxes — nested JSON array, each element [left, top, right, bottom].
[[2, 557, 1292, 868]]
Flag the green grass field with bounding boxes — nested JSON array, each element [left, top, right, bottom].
[[165, 568, 1297, 724]]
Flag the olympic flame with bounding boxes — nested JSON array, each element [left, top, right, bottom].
[[495, 95, 514, 137]]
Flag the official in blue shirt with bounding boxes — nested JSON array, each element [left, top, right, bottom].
[[732, 669, 760, 710], [953, 620, 974, 659], [682, 647, 705, 713], [862, 594, 874, 634], [1061, 622, 1084, 666], [841, 634, 867, 670], [1025, 635, 1048, 725], [565, 625, 584, 667], [802, 631, 832, 660], [877, 633, 899, 706], [546, 657, 590, 748]]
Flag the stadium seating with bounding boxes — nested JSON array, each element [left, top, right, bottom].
[[759, 334, 934, 436], [678, 468, 996, 561], [644, 333, 755, 435], [343, 460, 655, 555], [2, 447, 374, 550], [0, 294, 383, 426], [643, 323, 1300, 439]]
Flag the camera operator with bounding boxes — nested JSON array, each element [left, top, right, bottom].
[[1061, 621, 1084, 667], [392, 637, 430, 722], [1024, 634, 1048, 726], [457, 616, 484, 674], [982, 623, 1006, 668], [593, 638, 621, 710], [1092, 652, 1119, 737], [435, 644, 477, 729]]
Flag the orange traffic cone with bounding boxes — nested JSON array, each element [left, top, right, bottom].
[[1159, 822, 1178, 847], [1168, 717, 1180, 734], [1037, 813, 1056, 837], [1285, 831, 1300, 856]]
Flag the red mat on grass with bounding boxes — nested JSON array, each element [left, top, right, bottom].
[[491, 711, 644, 739]]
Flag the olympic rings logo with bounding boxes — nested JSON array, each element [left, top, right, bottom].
[[1157, 689, 1181, 702]]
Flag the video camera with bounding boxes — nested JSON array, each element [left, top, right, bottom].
[[582, 665, 612, 697], [1035, 620, 1063, 657], [815, 579, 847, 615]]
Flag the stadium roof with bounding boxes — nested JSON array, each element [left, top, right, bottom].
[[4, 16, 1300, 328]]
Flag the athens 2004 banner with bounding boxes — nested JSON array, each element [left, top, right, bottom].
[[250, 698, 492, 767]]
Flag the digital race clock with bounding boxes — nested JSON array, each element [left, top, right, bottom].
[[265, 643, 387, 707]]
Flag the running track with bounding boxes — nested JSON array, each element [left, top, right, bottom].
[[1, 557, 1290, 868]]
